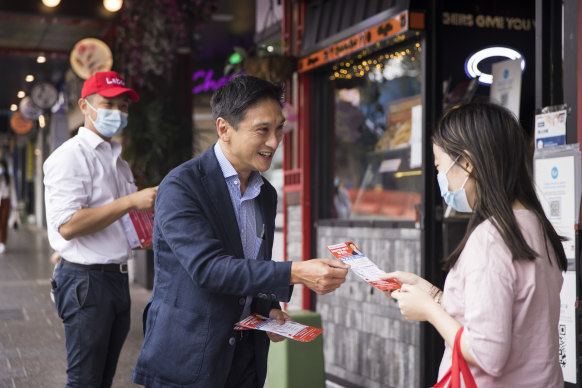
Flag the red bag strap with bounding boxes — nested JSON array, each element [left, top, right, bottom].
[[433, 327, 478, 388]]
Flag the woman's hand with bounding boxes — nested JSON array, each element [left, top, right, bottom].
[[391, 284, 440, 322], [379, 271, 435, 297]]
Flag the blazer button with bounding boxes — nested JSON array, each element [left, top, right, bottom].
[[228, 337, 236, 346], [239, 297, 246, 305], [257, 293, 266, 299], [270, 293, 277, 300]]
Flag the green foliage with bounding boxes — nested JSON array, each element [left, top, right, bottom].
[[122, 96, 192, 189], [113, 0, 215, 188]]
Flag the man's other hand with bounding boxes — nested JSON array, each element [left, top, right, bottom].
[[290, 258, 349, 295], [266, 309, 291, 343], [131, 186, 158, 210]]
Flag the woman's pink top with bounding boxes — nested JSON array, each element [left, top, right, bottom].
[[437, 209, 564, 387]]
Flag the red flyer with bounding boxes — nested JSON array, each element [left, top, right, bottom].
[[235, 314, 323, 342], [121, 209, 154, 248], [327, 241, 401, 291]]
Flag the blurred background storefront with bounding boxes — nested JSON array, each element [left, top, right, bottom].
[[0, 0, 580, 387]]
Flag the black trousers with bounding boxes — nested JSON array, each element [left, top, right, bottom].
[[53, 261, 131, 388]]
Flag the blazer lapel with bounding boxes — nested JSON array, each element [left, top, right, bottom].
[[257, 181, 274, 261], [199, 149, 244, 258]]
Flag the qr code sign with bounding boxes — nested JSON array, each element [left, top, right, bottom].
[[550, 200, 560, 218], [558, 324, 566, 368]]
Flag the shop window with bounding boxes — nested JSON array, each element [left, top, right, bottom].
[[331, 41, 423, 221]]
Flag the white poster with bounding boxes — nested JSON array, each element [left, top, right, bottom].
[[409, 105, 422, 168], [490, 58, 522, 119], [534, 156, 576, 259], [559, 271, 577, 383], [535, 110, 567, 149]]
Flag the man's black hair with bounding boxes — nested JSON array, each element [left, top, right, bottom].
[[210, 75, 284, 129]]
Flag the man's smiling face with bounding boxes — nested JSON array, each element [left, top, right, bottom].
[[219, 98, 285, 177]]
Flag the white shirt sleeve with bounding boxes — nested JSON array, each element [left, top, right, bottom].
[[43, 142, 92, 230]]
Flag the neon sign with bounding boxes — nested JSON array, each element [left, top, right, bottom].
[[464, 46, 525, 85], [192, 70, 240, 94]]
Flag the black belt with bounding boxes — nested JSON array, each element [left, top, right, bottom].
[[61, 258, 128, 274]]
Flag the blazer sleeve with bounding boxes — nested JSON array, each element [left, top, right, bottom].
[[155, 173, 293, 302]]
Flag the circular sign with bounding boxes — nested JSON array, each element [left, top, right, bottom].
[[30, 81, 59, 109], [70, 38, 113, 80], [10, 112, 34, 135], [464, 46, 525, 85], [19, 96, 43, 121]]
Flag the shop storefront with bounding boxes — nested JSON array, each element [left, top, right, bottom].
[[280, 0, 544, 386], [282, 2, 426, 386]]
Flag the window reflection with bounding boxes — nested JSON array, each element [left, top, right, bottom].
[[332, 41, 423, 221]]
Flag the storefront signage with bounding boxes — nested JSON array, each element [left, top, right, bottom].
[[465, 46, 525, 85], [192, 69, 238, 94], [298, 11, 424, 74], [443, 12, 535, 31]]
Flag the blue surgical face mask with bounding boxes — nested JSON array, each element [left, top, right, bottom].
[[86, 100, 128, 138], [437, 156, 473, 213]]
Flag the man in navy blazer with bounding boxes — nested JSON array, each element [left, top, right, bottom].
[[132, 75, 349, 388]]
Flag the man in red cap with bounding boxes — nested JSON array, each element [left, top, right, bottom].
[[43, 71, 157, 387]]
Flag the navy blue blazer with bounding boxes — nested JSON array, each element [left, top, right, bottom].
[[132, 146, 293, 388]]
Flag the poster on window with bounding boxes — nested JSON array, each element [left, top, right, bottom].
[[558, 271, 577, 383], [490, 58, 522, 119], [534, 152, 577, 259], [534, 110, 567, 150]]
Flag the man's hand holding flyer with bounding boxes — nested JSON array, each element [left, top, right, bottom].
[[327, 241, 401, 291], [121, 209, 155, 248], [235, 314, 323, 342]]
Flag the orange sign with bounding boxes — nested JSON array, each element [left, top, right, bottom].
[[298, 10, 424, 73], [10, 112, 33, 135]]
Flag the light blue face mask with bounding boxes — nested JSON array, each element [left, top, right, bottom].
[[86, 100, 128, 138], [437, 156, 472, 213]]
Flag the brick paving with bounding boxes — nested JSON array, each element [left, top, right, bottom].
[[0, 225, 152, 388]]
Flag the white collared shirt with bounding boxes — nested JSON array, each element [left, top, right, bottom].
[[43, 127, 137, 264]]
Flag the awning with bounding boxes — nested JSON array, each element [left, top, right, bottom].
[[299, 0, 424, 73]]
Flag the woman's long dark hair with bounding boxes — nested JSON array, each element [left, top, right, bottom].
[[433, 102, 567, 271]]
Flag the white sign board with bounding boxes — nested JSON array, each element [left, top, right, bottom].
[[490, 58, 522, 119], [535, 110, 567, 149], [534, 155, 576, 259], [559, 271, 577, 383]]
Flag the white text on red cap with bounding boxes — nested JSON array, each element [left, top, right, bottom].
[[106, 77, 125, 86]]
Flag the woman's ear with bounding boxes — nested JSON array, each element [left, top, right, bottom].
[[461, 151, 474, 174]]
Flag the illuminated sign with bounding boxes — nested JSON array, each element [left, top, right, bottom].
[[192, 70, 239, 94], [464, 46, 525, 85], [298, 11, 425, 74]]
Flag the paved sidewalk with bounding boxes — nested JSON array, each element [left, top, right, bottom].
[[0, 225, 152, 388]]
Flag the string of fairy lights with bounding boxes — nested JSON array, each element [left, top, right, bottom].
[[330, 41, 422, 81]]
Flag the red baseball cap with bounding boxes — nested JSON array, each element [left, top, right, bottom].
[[81, 71, 139, 102]]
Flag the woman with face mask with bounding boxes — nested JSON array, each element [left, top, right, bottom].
[[380, 102, 566, 387], [0, 159, 12, 254]]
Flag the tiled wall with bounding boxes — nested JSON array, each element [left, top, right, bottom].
[[316, 225, 422, 388]]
